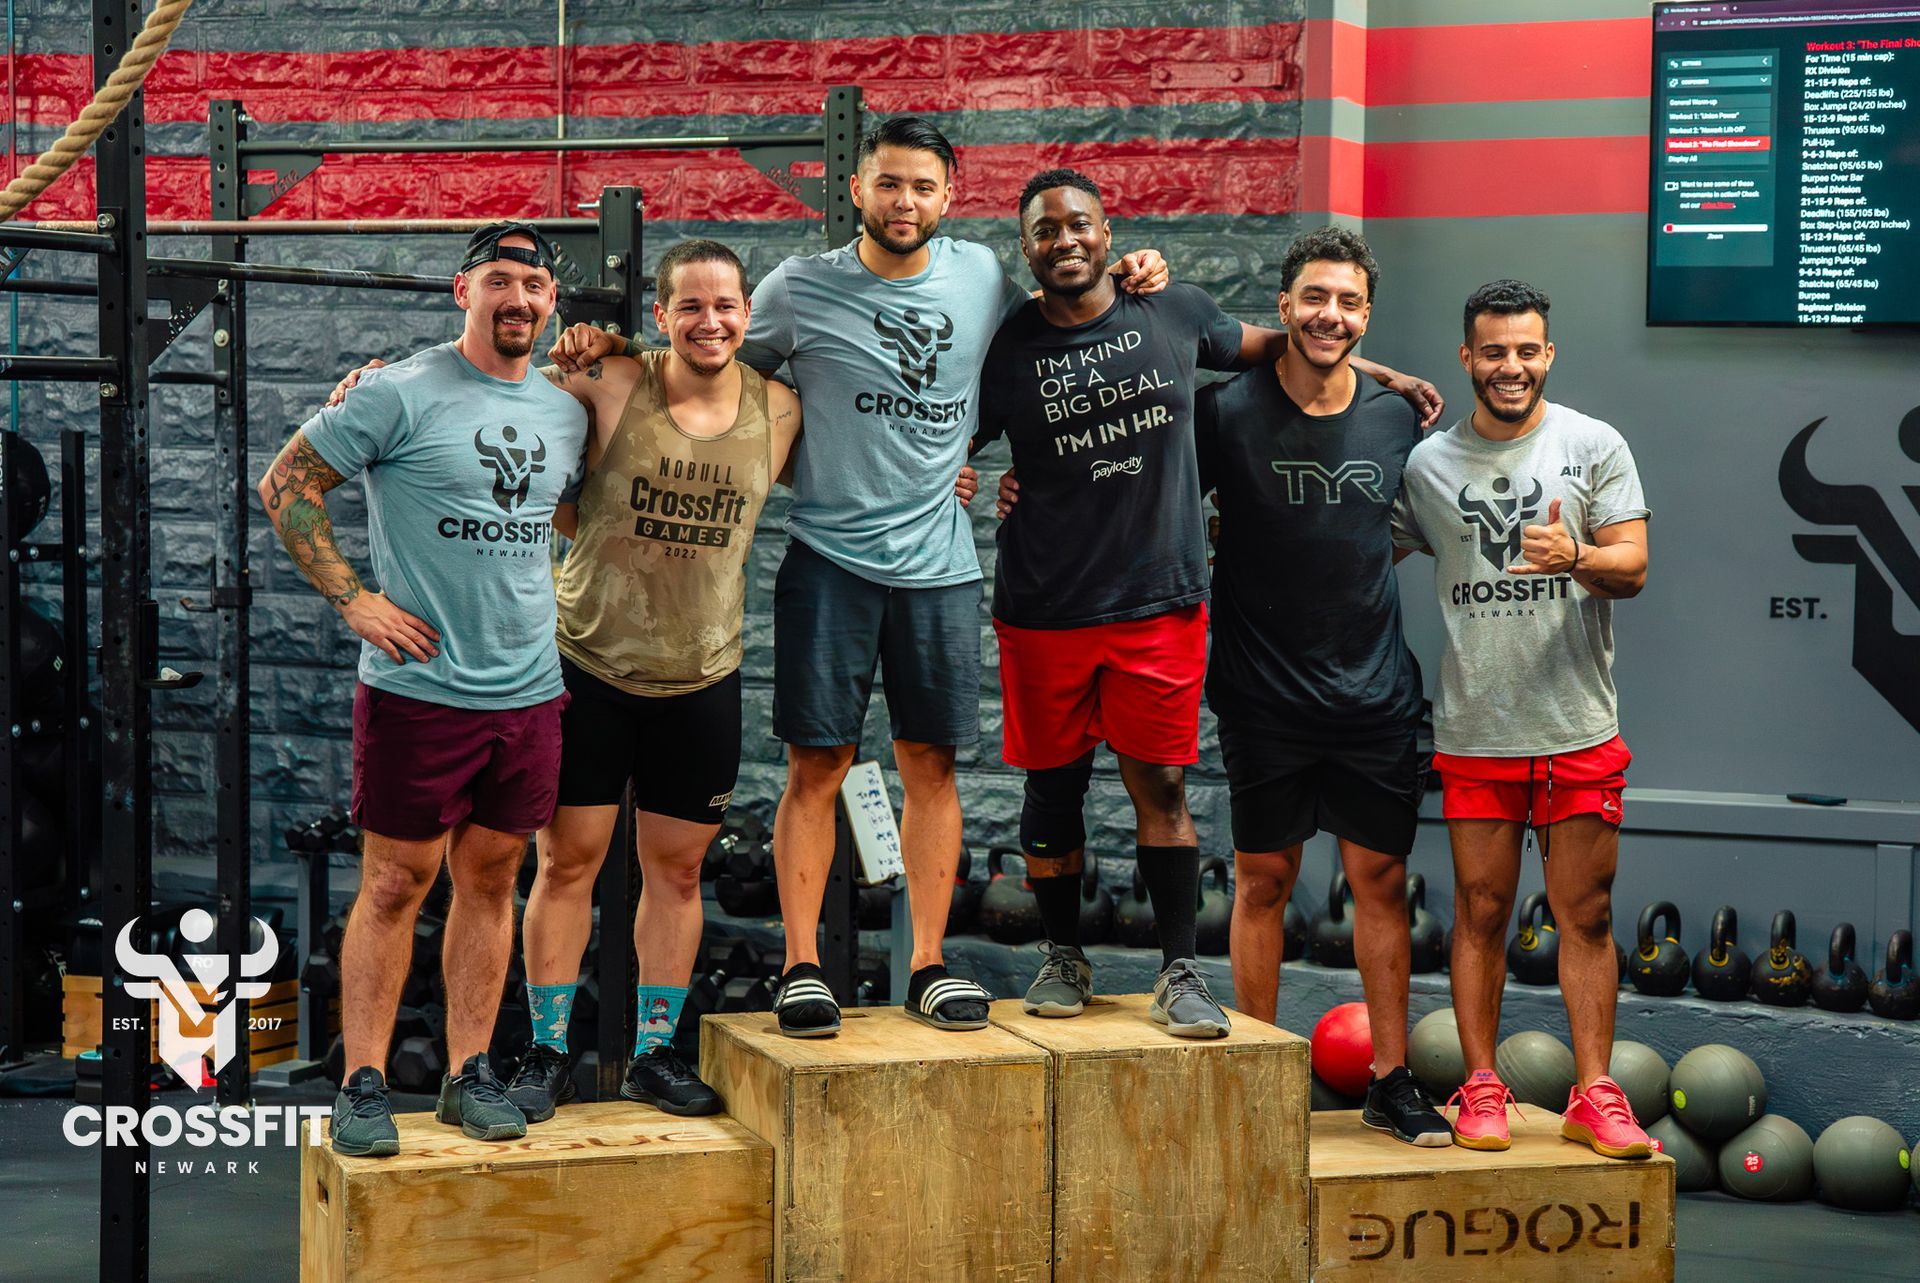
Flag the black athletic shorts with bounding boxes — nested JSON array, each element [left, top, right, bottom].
[[556, 658, 741, 824], [771, 538, 982, 747], [1216, 721, 1424, 858]]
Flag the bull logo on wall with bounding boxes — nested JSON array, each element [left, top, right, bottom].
[[1779, 408, 1920, 735], [873, 308, 955, 395], [474, 424, 547, 514]]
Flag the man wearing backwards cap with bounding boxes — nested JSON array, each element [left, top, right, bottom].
[[258, 223, 588, 1157]]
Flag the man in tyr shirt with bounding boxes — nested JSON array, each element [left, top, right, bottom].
[[974, 168, 1289, 1038], [1197, 226, 1451, 1145]]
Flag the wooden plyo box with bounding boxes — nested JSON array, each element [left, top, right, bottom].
[[700, 1007, 1052, 1283], [300, 1102, 771, 1282], [989, 994, 1312, 1282], [1310, 1109, 1676, 1281]]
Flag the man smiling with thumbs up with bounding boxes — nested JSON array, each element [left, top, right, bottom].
[[1390, 280, 1651, 1160]]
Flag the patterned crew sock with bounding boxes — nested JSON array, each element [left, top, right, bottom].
[[1137, 844, 1201, 968], [526, 982, 577, 1053], [634, 984, 688, 1057]]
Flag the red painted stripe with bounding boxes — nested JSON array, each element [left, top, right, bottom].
[[1300, 19, 1367, 105], [1361, 136, 1649, 219], [1364, 19, 1650, 106], [20, 138, 1302, 222], [1297, 134, 1365, 218], [12, 24, 1301, 127]]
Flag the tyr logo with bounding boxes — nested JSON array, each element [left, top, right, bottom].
[[873, 308, 954, 395], [1779, 407, 1920, 735], [1458, 475, 1543, 573], [1269, 460, 1386, 504], [473, 424, 547, 513]]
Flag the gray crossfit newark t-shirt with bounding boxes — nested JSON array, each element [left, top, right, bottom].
[[740, 236, 1029, 588], [1390, 401, 1649, 756]]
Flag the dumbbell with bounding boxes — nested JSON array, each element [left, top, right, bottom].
[[388, 1005, 448, 1091]]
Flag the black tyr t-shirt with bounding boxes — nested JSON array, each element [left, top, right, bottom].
[[1198, 364, 1424, 736], [976, 284, 1243, 628]]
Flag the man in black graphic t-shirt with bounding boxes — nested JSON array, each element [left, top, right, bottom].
[[1196, 226, 1451, 1147], [973, 169, 1281, 1039]]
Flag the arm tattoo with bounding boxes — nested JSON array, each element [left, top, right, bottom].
[[585, 360, 604, 381], [263, 436, 365, 607]]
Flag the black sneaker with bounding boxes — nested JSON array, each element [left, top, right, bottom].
[[1362, 1065, 1454, 1147], [435, 1052, 527, 1141], [504, 1043, 576, 1124], [620, 1046, 722, 1117], [330, 1065, 400, 1157]]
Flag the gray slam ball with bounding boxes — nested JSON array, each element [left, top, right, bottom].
[[1609, 1040, 1671, 1125], [1648, 1114, 1718, 1192], [1720, 1114, 1815, 1201], [1409, 1008, 1466, 1097], [1813, 1116, 1914, 1211], [1496, 1030, 1578, 1111], [1311, 1072, 1361, 1112], [1670, 1044, 1767, 1142]]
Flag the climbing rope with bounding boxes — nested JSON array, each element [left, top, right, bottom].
[[0, 0, 194, 223]]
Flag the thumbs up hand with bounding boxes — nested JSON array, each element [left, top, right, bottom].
[[1509, 497, 1577, 575]]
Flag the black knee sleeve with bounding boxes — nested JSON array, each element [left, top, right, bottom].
[[1019, 758, 1095, 857]]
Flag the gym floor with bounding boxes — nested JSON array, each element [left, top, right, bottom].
[[3, 1085, 1912, 1281]]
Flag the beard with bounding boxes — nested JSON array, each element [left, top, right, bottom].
[[1472, 369, 1547, 423], [490, 309, 538, 358], [677, 340, 734, 377], [1287, 320, 1360, 368], [861, 205, 937, 256], [1038, 250, 1108, 298]]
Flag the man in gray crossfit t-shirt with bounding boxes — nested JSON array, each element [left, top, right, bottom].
[[1391, 279, 1651, 1160]]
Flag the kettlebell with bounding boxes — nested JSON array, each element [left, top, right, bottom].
[[1809, 922, 1869, 1013], [1113, 866, 1158, 949], [979, 846, 1044, 945], [1194, 856, 1233, 956], [1407, 873, 1446, 974], [1283, 898, 1308, 961], [1506, 891, 1560, 986], [1750, 910, 1812, 1007], [1078, 861, 1115, 946], [1868, 929, 1919, 1020], [1310, 871, 1356, 969], [1691, 906, 1751, 1001], [1627, 901, 1689, 997], [947, 846, 985, 937]]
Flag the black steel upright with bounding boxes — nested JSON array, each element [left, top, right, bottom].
[[96, 3, 154, 1279], [0, 311, 17, 1066], [824, 85, 863, 245], [207, 99, 254, 1107]]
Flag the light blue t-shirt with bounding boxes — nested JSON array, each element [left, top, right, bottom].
[[301, 343, 588, 709], [741, 236, 1029, 587]]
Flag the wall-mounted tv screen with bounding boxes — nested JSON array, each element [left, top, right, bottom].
[[1649, 1, 1920, 325]]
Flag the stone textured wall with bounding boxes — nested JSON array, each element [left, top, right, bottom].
[[5, 1, 1307, 888]]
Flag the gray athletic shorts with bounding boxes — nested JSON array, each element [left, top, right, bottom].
[[771, 538, 981, 748]]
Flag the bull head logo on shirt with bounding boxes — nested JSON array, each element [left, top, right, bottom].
[[1779, 409, 1920, 735], [1457, 475, 1543, 573], [872, 308, 955, 395], [473, 424, 547, 513]]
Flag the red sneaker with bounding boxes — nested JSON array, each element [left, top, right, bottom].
[[1447, 1069, 1515, 1151], [1562, 1075, 1653, 1159]]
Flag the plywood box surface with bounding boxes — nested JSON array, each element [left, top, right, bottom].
[[1311, 1109, 1676, 1281], [300, 1102, 771, 1282]]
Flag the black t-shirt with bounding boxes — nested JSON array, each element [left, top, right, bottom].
[[976, 285, 1243, 628], [1198, 364, 1424, 736]]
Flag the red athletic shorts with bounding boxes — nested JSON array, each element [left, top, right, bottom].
[[994, 603, 1207, 769], [352, 683, 568, 840], [1432, 734, 1631, 828]]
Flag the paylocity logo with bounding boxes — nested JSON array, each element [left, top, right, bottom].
[[1778, 406, 1920, 735]]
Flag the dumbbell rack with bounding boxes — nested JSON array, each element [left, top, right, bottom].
[[0, 428, 97, 1062]]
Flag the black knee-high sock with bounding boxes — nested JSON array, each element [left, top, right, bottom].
[[1028, 866, 1082, 948], [1138, 844, 1200, 967]]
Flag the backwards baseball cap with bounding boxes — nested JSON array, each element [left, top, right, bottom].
[[459, 220, 560, 278]]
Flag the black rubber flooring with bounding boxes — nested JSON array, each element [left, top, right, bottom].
[[3, 1087, 1915, 1281]]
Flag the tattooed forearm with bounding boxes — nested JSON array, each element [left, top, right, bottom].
[[259, 435, 365, 608], [584, 360, 604, 380]]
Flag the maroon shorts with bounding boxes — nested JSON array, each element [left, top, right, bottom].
[[994, 603, 1208, 769], [351, 683, 568, 840], [1433, 735, 1631, 829]]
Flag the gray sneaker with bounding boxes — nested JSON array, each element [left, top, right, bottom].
[[1022, 940, 1094, 1017], [1150, 958, 1231, 1039], [330, 1065, 400, 1157], [435, 1052, 527, 1141]]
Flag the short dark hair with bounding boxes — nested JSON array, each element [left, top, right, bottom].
[[1463, 279, 1550, 342], [655, 239, 748, 306], [1278, 226, 1379, 302], [1017, 168, 1103, 222], [857, 115, 957, 176]]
